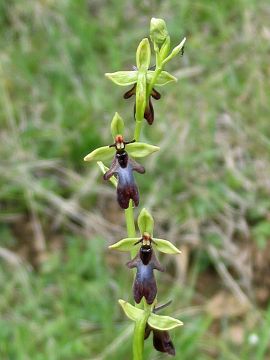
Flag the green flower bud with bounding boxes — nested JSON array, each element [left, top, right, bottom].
[[158, 36, 171, 61], [150, 18, 169, 47], [162, 37, 186, 66]]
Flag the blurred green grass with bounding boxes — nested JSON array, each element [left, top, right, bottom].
[[1, 0, 270, 359]]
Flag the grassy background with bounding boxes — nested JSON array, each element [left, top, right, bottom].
[[1, 0, 270, 359]]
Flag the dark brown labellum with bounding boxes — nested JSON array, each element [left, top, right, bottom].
[[103, 152, 145, 209], [127, 247, 164, 304], [152, 329, 175, 356]]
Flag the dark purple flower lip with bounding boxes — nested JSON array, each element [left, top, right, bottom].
[[152, 329, 176, 356], [126, 242, 164, 304], [104, 136, 145, 209]]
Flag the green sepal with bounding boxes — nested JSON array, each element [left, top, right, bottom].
[[147, 71, 177, 86], [105, 71, 138, 86], [97, 161, 117, 187], [135, 72, 147, 121], [152, 238, 181, 254], [148, 313, 183, 331], [109, 238, 140, 252], [84, 146, 114, 162], [118, 299, 145, 321], [138, 208, 154, 236], [150, 18, 169, 47], [111, 112, 125, 138], [126, 142, 159, 158], [162, 37, 186, 66], [136, 38, 151, 71]]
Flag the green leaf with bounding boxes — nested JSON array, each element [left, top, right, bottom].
[[162, 37, 186, 66], [148, 313, 183, 331], [138, 208, 154, 235], [150, 18, 169, 47], [111, 112, 124, 138], [97, 161, 117, 187], [118, 299, 145, 321], [126, 142, 159, 158], [136, 38, 151, 71], [147, 71, 177, 86], [84, 146, 114, 162], [105, 71, 138, 86], [152, 238, 181, 254], [109, 238, 140, 252]]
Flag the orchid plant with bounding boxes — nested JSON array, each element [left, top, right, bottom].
[[84, 18, 186, 359]]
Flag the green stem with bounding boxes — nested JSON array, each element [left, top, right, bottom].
[[130, 61, 153, 360], [132, 312, 149, 360], [147, 66, 162, 98], [134, 120, 143, 142], [125, 200, 136, 238]]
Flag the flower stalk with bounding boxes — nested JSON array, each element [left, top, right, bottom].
[[125, 201, 136, 238], [84, 17, 186, 359]]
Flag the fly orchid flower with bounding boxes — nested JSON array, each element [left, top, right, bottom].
[[123, 74, 161, 125], [103, 135, 145, 209], [110, 209, 181, 303], [144, 300, 176, 356], [84, 113, 159, 209], [119, 298, 183, 357], [127, 237, 164, 304], [105, 38, 179, 125]]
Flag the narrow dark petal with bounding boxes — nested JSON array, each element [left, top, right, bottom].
[[129, 158, 145, 174], [123, 84, 136, 99], [103, 156, 119, 180], [126, 253, 140, 269], [153, 330, 176, 356], [151, 88, 161, 100], [144, 98, 154, 125], [150, 250, 165, 272]]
